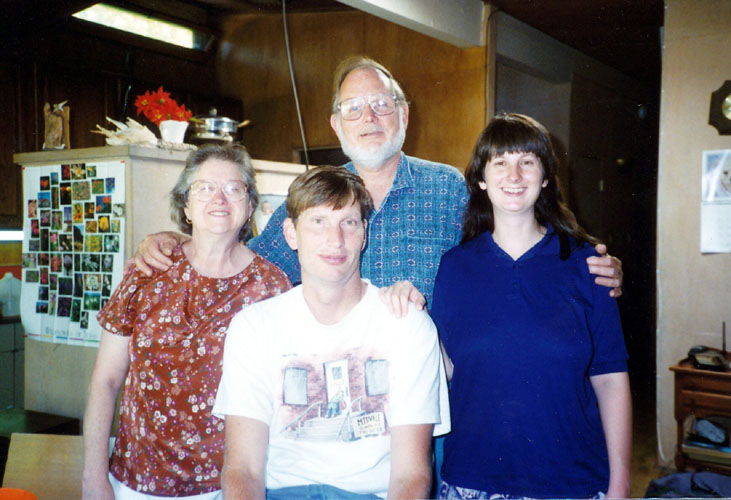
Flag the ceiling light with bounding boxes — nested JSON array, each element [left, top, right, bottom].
[[73, 3, 207, 50]]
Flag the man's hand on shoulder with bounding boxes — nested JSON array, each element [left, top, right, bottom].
[[132, 231, 188, 276], [587, 243, 623, 298], [379, 281, 426, 318]]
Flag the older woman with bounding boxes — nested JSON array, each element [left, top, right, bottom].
[[431, 114, 632, 499], [82, 145, 291, 500]]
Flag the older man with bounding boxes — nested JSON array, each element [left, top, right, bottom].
[[134, 56, 622, 303]]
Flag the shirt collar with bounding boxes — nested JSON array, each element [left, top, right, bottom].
[[476, 223, 558, 259]]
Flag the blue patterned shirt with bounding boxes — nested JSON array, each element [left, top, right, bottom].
[[248, 153, 468, 303]]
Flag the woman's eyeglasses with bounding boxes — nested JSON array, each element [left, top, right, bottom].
[[189, 180, 249, 202]]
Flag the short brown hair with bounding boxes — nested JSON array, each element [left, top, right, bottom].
[[331, 56, 406, 113], [286, 165, 372, 224]]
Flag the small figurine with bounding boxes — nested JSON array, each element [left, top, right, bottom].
[[43, 101, 70, 150]]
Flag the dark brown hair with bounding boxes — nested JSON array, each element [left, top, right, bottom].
[[462, 113, 599, 259]]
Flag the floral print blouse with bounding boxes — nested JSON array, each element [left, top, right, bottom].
[[97, 245, 291, 496]]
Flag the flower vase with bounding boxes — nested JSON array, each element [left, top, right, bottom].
[[159, 120, 189, 143]]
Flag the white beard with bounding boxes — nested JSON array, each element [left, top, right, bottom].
[[336, 110, 406, 169]]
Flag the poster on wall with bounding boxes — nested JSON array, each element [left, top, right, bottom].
[[701, 150, 731, 253], [20, 161, 126, 346]]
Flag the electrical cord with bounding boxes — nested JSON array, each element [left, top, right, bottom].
[[282, 0, 310, 169]]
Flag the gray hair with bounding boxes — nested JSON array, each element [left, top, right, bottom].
[[170, 144, 259, 242], [331, 56, 407, 114]]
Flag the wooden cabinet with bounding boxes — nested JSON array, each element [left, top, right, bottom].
[[0, 319, 24, 410], [670, 356, 731, 474]]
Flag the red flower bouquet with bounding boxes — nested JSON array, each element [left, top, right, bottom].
[[134, 86, 192, 126]]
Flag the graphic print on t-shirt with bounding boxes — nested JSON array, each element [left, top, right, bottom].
[[278, 348, 390, 442]]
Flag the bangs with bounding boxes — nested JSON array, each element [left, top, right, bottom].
[[483, 118, 550, 161]]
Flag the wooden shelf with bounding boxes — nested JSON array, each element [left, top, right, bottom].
[[670, 355, 731, 474]]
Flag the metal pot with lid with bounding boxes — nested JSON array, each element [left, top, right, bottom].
[[190, 108, 250, 143]]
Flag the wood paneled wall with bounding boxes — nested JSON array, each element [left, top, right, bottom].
[[219, 11, 488, 170], [0, 19, 243, 228]]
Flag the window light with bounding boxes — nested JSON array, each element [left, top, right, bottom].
[[73, 3, 208, 50]]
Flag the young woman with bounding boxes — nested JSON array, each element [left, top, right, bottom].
[[431, 113, 632, 499]]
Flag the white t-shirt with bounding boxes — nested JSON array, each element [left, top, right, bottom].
[[213, 280, 450, 498]]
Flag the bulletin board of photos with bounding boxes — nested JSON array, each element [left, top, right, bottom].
[[21, 161, 126, 346]]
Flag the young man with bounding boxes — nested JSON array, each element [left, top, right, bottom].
[[212, 166, 450, 500]]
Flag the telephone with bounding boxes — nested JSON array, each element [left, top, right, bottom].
[[688, 345, 729, 371]]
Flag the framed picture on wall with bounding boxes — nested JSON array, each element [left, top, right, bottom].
[[250, 160, 307, 237]]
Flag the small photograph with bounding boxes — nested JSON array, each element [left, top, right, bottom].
[[102, 273, 112, 297], [40, 210, 51, 227], [49, 232, 58, 252], [61, 164, 71, 181], [59, 234, 72, 252], [57, 296, 72, 317], [63, 253, 74, 275], [58, 276, 73, 295], [82, 253, 101, 272], [22, 253, 37, 268], [38, 286, 49, 301], [84, 292, 101, 311], [63, 205, 72, 222], [49, 274, 57, 291], [85, 220, 97, 233], [40, 176, 50, 191], [38, 191, 51, 208], [84, 273, 101, 292], [73, 225, 84, 252], [36, 302, 48, 314], [84, 202, 95, 219], [112, 203, 125, 218], [105, 177, 115, 193], [72, 203, 84, 223], [111, 220, 121, 234], [31, 220, 40, 237], [51, 172, 59, 185], [60, 183, 72, 205], [86, 164, 97, 178], [72, 181, 91, 201], [92, 178, 105, 194], [51, 187, 59, 209], [50, 254, 62, 272], [28, 199, 37, 218], [25, 270, 39, 283], [40, 228, 49, 251], [85, 234, 103, 252], [29, 239, 40, 251], [98, 215, 110, 233], [101, 298, 108, 310], [48, 293, 57, 315], [71, 164, 86, 180], [40, 268, 49, 285], [101, 254, 114, 273], [70, 299, 81, 322], [104, 234, 120, 253], [73, 273, 84, 297], [96, 195, 111, 214], [80, 311, 89, 329], [51, 211, 63, 230], [38, 253, 50, 266]]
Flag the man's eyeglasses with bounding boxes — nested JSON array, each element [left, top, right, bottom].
[[337, 93, 402, 121], [189, 180, 249, 202]]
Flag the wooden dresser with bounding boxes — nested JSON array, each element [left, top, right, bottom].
[[669, 355, 731, 474]]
